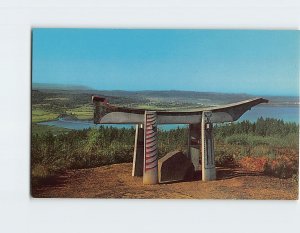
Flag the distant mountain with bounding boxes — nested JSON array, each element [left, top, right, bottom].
[[32, 83, 93, 91], [263, 95, 299, 106], [32, 83, 299, 106], [95, 90, 299, 106]]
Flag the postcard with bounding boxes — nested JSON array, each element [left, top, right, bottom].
[[31, 29, 299, 199]]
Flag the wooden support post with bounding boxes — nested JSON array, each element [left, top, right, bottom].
[[143, 111, 158, 185], [132, 124, 144, 177], [201, 111, 216, 181]]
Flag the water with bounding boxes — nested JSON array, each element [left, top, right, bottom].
[[238, 105, 299, 123], [38, 105, 299, 131], [38, 119, 187, 131]]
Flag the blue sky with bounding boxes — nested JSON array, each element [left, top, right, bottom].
[[32, 29, 299, 96]]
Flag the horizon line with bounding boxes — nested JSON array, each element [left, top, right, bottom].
[[32, 82, 300, 98]]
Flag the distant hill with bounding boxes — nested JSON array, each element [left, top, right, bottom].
[[32, 83, 299, 107], [32, 83, 93, 91], [263, 95, 299, 106], [96, 90, 299, 106]]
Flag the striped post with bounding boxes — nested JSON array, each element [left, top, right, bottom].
[[143, 111, 158, 185]]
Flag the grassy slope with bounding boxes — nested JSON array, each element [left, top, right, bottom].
[[66, 104, 93, 120], [32, 108, 60, 123], [32, 123, 71, 135]]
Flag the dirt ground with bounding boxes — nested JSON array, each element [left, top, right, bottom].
[[31, 163, 298, 199]]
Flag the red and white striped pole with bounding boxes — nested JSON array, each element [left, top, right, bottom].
[[143, 111, 158, 185]]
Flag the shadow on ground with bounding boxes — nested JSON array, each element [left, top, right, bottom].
[[216, 167, 263, 180], [161, 167, 263, 184]]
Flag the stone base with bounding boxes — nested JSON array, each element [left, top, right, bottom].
[[202, 167, 216, 181], [158, 150, 195, 183], [143, 174, 158, 185]]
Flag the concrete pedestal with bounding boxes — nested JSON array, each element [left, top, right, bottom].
[[188, 124, 201, 171], [201, 111, 216, 181], [143, 111, 158, 185], [132, 124, 144, 177]]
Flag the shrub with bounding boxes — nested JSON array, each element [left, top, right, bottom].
[[264, 155, 298, 179], [251, 145, 275, 158], [237, 154, 298, 179], [31, 164, 51, 178], [225, 134, 250, 145], [238, 156, 269, 172], [215, 154, 236, 167]]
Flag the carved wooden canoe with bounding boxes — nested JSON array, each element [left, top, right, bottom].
[[92, 95, 268, 124]]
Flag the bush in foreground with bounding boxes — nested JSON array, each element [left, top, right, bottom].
[[237, 155, 298, 179]]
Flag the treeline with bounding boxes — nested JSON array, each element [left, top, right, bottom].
[[31, 126, 188, 183], [214, 118, 299, 150], [32, 127, 135, 174], [213, 118, 298, 179], [32, 90, 91, 111], [214, 117, 299, 138]]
